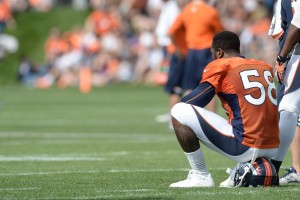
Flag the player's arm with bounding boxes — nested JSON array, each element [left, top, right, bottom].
[[168, 13, 184, 56], [278, 0, 300, 60], [278, 24, 300, 59], [275, 1, 300, 83], [181, 82, 215, 108]]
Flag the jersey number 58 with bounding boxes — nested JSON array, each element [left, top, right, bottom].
[[240, 69, 277, 106]]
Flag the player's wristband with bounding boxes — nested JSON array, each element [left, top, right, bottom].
[[277, 55, 287, 64]]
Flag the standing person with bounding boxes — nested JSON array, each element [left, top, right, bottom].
[[154, 0, 183, 126], [168, 0, 223, 112], [0, 0, 18, 58], [169, 31, 279, 188], [269, 0, 300, 184]]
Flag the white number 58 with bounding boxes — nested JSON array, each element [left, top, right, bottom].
[[240, 70, 277, 106]]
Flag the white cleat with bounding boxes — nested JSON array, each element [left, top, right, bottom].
[[219, 166, 238, 188], [170, 170, 215, 188], [219, 176, 235, 188]]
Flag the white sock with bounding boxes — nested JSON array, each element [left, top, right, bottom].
[[184, 148, 209, 176]]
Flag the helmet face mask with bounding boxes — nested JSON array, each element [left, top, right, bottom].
[[233, 157, 278, 187]]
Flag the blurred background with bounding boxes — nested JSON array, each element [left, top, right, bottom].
[[0, 0, 278, 88]]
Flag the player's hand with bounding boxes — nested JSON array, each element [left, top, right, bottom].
[[274, 55, 287, 84], [274, 62, 285, 84]]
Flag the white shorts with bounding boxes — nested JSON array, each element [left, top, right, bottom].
[[279, 47, 300, 113], [171, 103, 277, 163]]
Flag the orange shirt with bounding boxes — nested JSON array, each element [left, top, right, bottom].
[[67, 31, 83, 50], [89, 11, 119, 36], [0, 1, 11, 22], [28, 0, 40, 7], [45, 37, 69, 56], [167, 26, 188, 56], [169, 1, 223, 50], [201, 57, 279, 149]]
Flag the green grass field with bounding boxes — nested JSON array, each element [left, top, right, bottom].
[[0, 85, 298, 200], [0, 7, 89, 84]]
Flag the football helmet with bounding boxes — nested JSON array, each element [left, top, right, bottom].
[[233, 157, 278, 187]]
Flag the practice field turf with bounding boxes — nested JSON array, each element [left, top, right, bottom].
[[0, 85, 298, 200]]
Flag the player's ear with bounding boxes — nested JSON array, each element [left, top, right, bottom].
[[217, 48, 224, 59]]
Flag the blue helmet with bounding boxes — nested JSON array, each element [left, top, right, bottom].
[[234, 157, 278, 187]]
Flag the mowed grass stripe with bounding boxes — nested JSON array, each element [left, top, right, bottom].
[[0, 156, 106, 161], [0, 188, 40, 191], [0, 131, 175, 145], [0, 119, 163, 126], [0, 131, 171, 138], [0, 131, 175, 140], [0, 166, 293, 176]]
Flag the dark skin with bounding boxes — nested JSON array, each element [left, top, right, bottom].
[[279, 24, 300, 59], [172, 47, 241, 153]]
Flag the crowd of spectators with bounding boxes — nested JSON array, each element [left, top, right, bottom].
[[11, 0, 279, 90]]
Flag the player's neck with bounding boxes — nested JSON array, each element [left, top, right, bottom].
[[223, 52, 241, 59]]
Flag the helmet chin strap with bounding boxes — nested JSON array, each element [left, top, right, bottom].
[[233, 149, 260, 188], [233, 163, 252, 188], [250, 148, 259, 164]]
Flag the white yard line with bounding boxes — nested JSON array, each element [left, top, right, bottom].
[[0, 168, 223, 177], [0, 131, 171, 139], [0, 187, 40, 191], [0, 165, 292, 177], [0, 171, 99, 176], [0, 156, 106, 162], [0, 131, 173, 145], [115, 189, 153, 193], [0, 138, 173, 145], [0, 119, 156, 126], [108, 168, 190, 173]]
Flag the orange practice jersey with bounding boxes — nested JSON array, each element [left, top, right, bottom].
[[0, 1, 11, 22], [45, 37, 69, 55], [89, 11, 119, 36], [167, 26, 188, 56], [201, 57, 279, 149], [168, 1, 223, 50]]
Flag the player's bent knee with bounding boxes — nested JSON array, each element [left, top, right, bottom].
[[171, 102, 188, 123]]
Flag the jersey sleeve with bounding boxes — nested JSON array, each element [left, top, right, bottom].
[[181, 82, 215, 107], [200, 61, 225, 93], [168, 13, 184, 36]]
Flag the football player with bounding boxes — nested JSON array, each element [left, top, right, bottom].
[[270, 0, 300, 185], [169, 31, 279, 188]]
